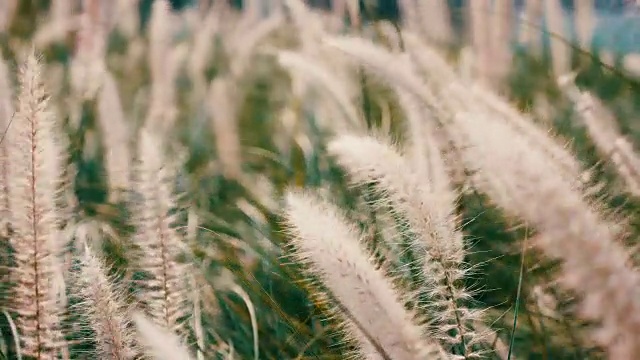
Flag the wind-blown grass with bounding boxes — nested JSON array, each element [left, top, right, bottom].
[[0, 1, 639, 360]]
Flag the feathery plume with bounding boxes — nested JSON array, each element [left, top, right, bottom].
[[395, 87, 459, 194], [147, 0, 184, 134], [559, 77, 640, 197], [465, 83, 584, 181], [0, 55, 13, 237], [469, 0, 491, 84], [133, 128, 189, 335], [284, 191, 448, 360], [97, 71, 131, 201], [276, 50, 361, 129], [228, 13, 283, 77], [7, 51, 65, 360], [544, 0, 571, 77], [133, 312, 194, 360], [188, 9, 219, 94], [416, 0, 452, 45], [453, 111, 640, 359], [283, 0, 328, 55], [490, 0, 514, 86], [321, 35, 442, 112], [234, 12, 283, 51], [149, 0, 173, 91], [328, 135, 483, 356], [518, 0, 543, 53], [399, 34, 585, 184], [0, 0, 17, 32], [74, 244, 136, 360], [207, 77, 242, 180], [397, 0, 419, 32], [114, 0, 140, 39], [70, 0, 108, 99], [574, 0, 594, 50]]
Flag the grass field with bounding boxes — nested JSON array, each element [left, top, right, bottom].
[[0, 1, 640, 359]]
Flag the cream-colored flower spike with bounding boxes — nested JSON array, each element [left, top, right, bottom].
[[0, 55, 13, 237], [7, 51, 65, 360], [284, 191, 449, 360], [276, 50, 361, 130], [134, 128, 188, 335], [133, 312, 194, 360], [453, 111, 640, 359], [328, 134, 483, 356], [207, 77, 242, 180], [75, 244, 136, 360], [558, 75, 640, 197], [97, 71, 131, 201]]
